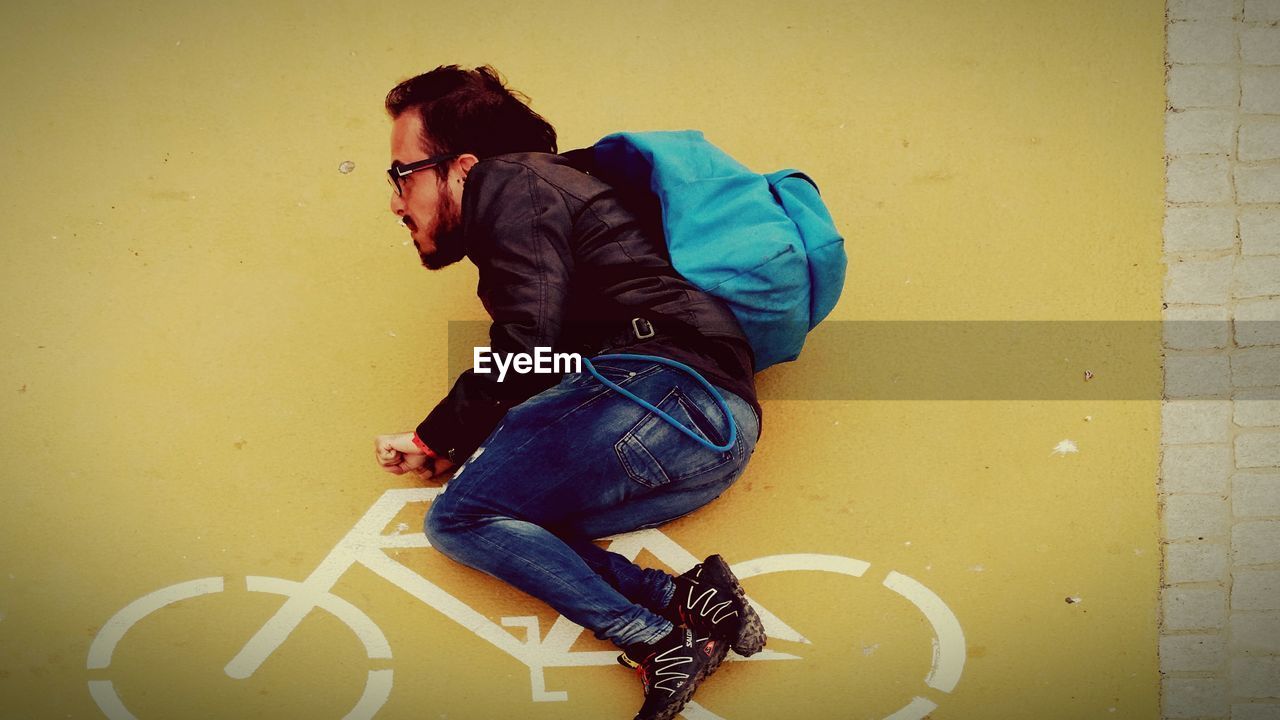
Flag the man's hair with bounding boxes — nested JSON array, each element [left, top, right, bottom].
[[385, 65, 557, 177]]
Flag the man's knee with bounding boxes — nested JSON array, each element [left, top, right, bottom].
[[423, 494, 464, 557], [425, 495, 513, 570]]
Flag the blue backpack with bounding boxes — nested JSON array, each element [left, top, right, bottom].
[[567, 130, 846, 371]]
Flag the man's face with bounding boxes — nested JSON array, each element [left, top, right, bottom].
[[388, 111, 469, 269]]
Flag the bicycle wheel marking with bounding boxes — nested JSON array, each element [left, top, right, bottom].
[[348, 670, 394, 720], [732, 553, 870, 645], [86, 681, 139, 720], [714, 554, 965, 720], [884, 696, 939, 720], [87, 577, 224, 670], [882, 571, 965, 693], [86, 576, 390, 720]]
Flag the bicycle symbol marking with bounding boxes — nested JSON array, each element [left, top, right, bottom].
[[87, 487, 966, 720]]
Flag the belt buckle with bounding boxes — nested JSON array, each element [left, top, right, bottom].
[[631, 317, 655, 340]]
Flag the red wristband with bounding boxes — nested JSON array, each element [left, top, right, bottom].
[[412, 433, 438, 458]]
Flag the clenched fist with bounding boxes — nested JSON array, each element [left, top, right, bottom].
[[374, 432, 455, 480]]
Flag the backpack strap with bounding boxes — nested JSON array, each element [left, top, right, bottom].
[[560, 147, 597, 175]]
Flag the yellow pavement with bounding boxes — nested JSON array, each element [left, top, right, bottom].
[[0, 1, 1164, 718]]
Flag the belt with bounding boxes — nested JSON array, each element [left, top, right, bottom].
[[602, 317, 657, 351]]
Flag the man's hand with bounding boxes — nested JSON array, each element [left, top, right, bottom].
[[374, 432, 455, 480]]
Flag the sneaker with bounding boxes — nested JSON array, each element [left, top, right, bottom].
[[618, 627, 727, 720], [665, 554, 766, 656]]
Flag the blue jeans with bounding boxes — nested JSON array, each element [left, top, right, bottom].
[[424, 357, 760, 648]]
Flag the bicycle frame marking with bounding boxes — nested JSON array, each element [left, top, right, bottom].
[[225, 488, 804, 680], [88, 487, 966, 720]]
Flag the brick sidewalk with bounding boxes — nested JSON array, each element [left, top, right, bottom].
[[1161, 1, 1280, 717]]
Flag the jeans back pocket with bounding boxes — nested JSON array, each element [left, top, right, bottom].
[[614, 386, 736, 488]]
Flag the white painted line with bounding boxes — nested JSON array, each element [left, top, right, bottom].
[[882, 571, 965, 693], [606, 528, 700, 570], [733, 553, 871, 578], [537, 613, 589, 655], [379, 533, 430, 548], [246, 576, 391, 659], [88, 575, 392, 720], [501, 616, 569, 701], [343, 670, 393, 720], [356, 551, 529, 661], [884, 696, 938, 720], [729, 648, 802, 662], [528, 664, 568, 703], [87, 577, 224, 669], [87, 681, 139, 720], [682, 700, 727, 719], [732, 554, 872, 645]]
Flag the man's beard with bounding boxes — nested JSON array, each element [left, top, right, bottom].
[[419, 188, 466, 270]]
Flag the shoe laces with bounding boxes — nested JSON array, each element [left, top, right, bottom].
[[619, 649, 656, 695]]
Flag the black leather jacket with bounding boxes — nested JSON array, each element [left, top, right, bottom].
[[415, 153, 760, 464]]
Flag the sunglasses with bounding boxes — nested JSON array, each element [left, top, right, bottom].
[[386, 153, 459, 196]]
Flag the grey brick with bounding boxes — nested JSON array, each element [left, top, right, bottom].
[[1237, 257, 1280, 297], [1235, 473, 1280, 517], [1166, 256, 1234, 305], [1166, 542, 1229, 582], [1165, 305, 1232, 350], [1234, 520, 1280, 563], [1164, 493, 1231, 539], [1238, 432, 1280, 468], [1238, 165, 1280, 204], [1244, 66, 1280, 114], [1162, 400, 1234, 444], [1234, 570, 1280, 610], [1236, 397, 1280, 427], [1167, 109, 1237, 155], [1237, 299, 1280, 348], [1233, 348, 1280, 388], [1163, 444, 1233, 493], [1232, 612, 1280, 654], [1241, 209, 1280, 255], [1166, 354, 1232, 397], [1231, 656, 1280, 698], [1169, 64, 1241, 109], [1242, 117, 1280, 161], [1164, 206, 1236, 254], [1243, 26, 1280, 65], [1169, 156, 1234, 203], [1170, 0, 1237, 19], [1169, 20, 1239, 64], [1163, 676, 1229, 717], [1165, 587, 1228, 629], [1161, 633, 1226, 672], [1232, 703, 1280, 720], [1245, 0, 1280, 22]]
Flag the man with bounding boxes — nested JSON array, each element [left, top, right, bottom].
[[372, 65, 764, 720]]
